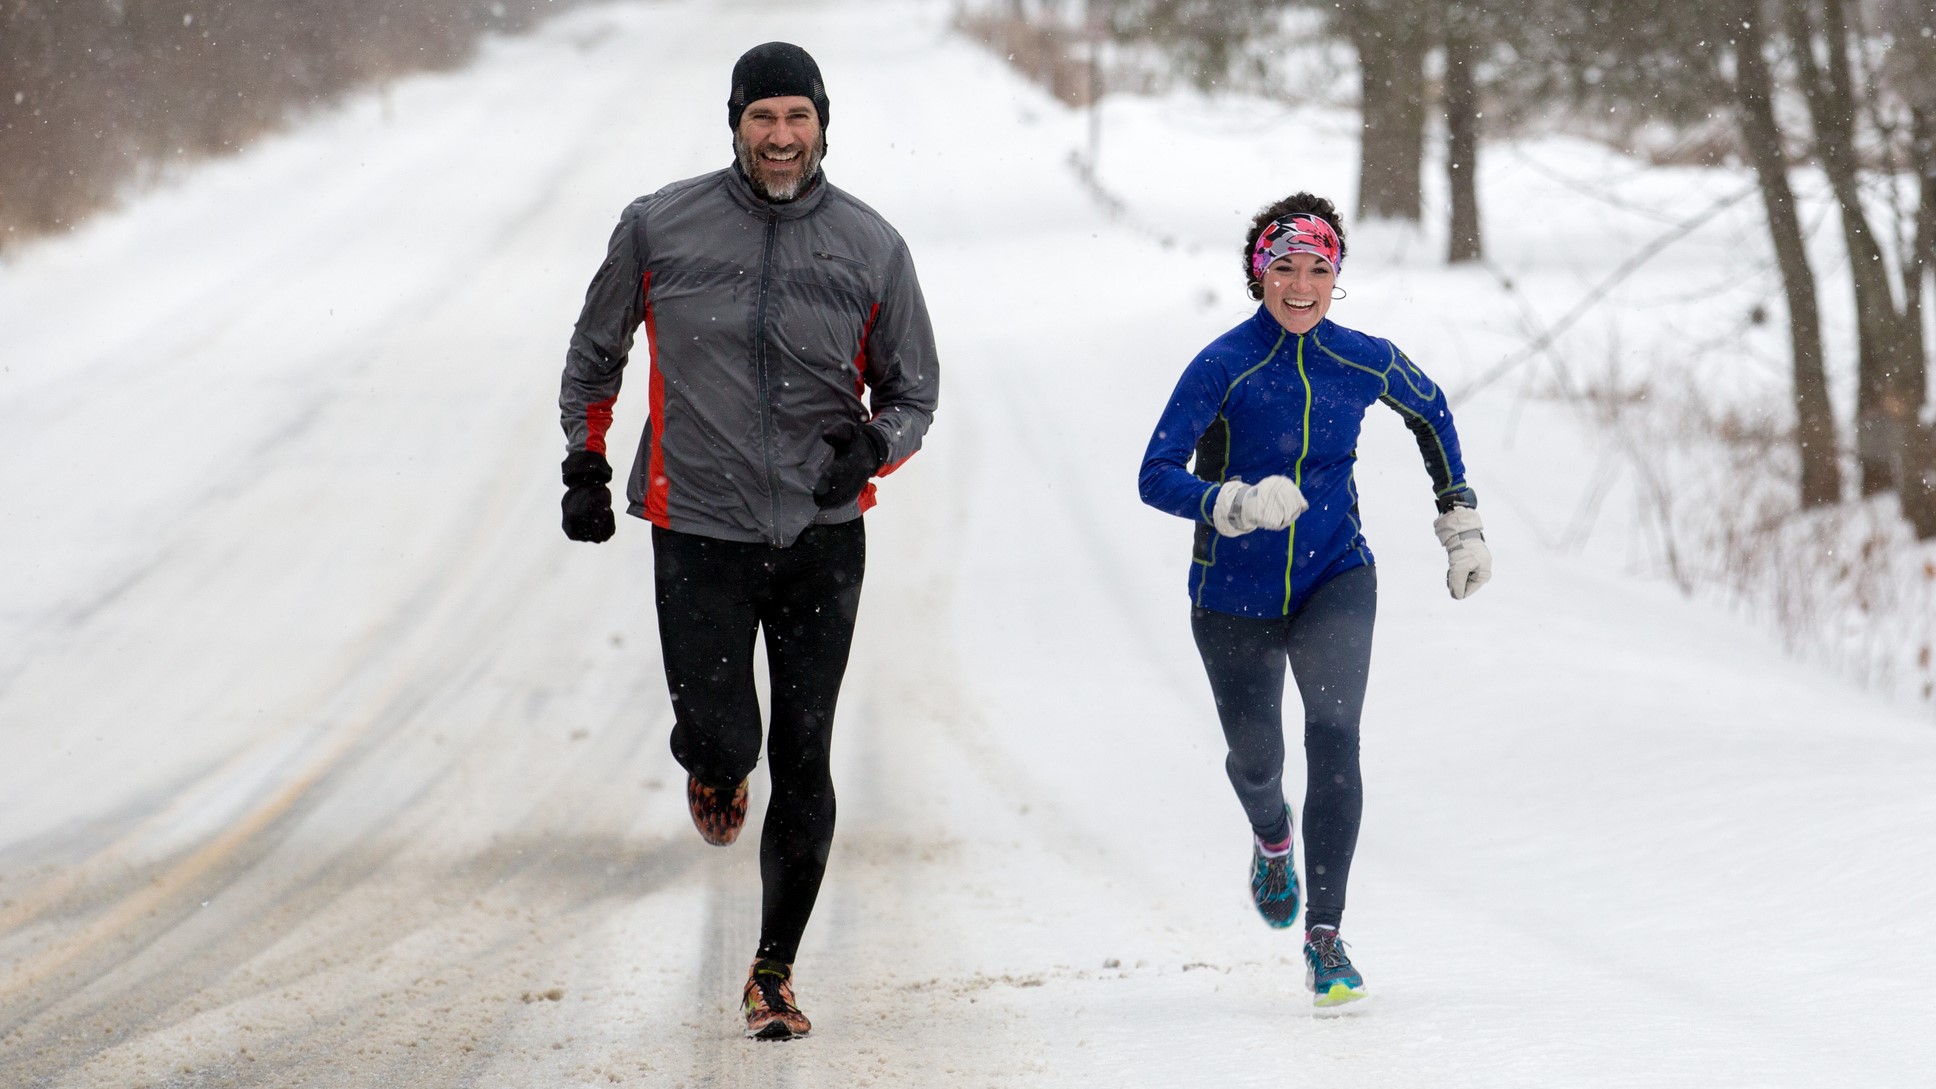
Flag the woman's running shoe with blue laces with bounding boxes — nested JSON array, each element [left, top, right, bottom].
[[1249, 821, 1300, 929], [1304, 925, 1367, 1014]]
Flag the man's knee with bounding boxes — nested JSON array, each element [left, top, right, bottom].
[[767, 729, 834, 791], [671, 712, 763, 784]]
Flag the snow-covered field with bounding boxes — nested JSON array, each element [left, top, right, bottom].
[[3, 0, 1934, 1085]]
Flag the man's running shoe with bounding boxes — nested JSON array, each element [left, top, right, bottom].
[[1249, 825, 1300, 929], [687, 775, 749, 846], [742, 958, 811, 1040], [1304, 925, 1367, 1015]]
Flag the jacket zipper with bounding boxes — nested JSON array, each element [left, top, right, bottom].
[[755, 212, 783, 545], [1283, 333, 1314, 615]]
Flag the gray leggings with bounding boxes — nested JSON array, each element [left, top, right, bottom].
[[1190, 564, 1375, 931]]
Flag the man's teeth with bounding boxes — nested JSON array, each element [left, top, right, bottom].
[[763, 150, 800, 162]]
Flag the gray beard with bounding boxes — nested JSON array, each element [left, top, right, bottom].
[[734, 132, 824, 202]]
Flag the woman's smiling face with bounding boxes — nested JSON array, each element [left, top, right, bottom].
[[1261, 252, 1335, 335]]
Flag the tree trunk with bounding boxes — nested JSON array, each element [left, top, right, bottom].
[[1901, 106, 1936, 537], [1727, 1, 1842, 508], [1443, 1, 1482, 263], [1909, 107, 1934, 363], [1351, 16, 1427, 222], [1785, 0, 1918, 495]]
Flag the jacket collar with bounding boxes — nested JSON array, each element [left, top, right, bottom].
[[725, 161, 831, 219], [1248, 304, 1336, 345]]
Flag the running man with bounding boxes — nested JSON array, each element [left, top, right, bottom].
[[557, 42, 940, 1040]]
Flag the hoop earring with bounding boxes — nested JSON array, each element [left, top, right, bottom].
[[1331, 286, 1348, 301]]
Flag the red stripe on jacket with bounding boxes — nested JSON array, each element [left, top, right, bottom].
[[642, 272, 670, 527], [852, 303, 884, 513], [584, 396, 617, 456], [851, 302, 880, 400]]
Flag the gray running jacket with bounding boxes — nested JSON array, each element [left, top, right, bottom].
[[560, 165, 939, 546]]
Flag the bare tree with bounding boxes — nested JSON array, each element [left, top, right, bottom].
[[1878, 7, 1936, 535], [1506, 0, 1841, 508], [1098, 0, 1290, 91], [1781, 0, 1917, 495], [1716, 0, 1843, 507], [1442, 0, 1482, 261], [1344, 2, 1431, 221]]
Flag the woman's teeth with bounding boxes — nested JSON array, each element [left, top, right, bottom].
[[1287, 299, 1315, 310]]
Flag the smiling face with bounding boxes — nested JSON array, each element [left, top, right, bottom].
[[734, 94, 823, 202], [1261, 252, 1335, 334]]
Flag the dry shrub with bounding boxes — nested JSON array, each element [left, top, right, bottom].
[[0, 0, 586, 251], [953, 8, 1099, 107], [1579, 367, 1936, 710], [952, 2, 1340, 108]]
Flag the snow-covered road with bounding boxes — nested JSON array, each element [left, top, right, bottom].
[[3, 1, 1934, 1085]]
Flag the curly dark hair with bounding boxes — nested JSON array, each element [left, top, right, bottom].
[[1242, 193, 1347, 301]]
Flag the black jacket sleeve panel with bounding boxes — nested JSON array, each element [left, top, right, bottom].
[[560, 200, 648, 455], [862, 234, 940, 469]]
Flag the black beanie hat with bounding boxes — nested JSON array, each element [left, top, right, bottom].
[[727, 42, 829, 130]]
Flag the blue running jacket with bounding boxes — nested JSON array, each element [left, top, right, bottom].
[[1139, 306, 1474, 618]]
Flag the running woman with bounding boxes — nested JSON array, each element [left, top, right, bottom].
[[1137, 192, 1490, 1014]]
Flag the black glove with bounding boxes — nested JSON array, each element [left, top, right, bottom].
[[561, 449, 616, 542], [812, 420, 890, 509]]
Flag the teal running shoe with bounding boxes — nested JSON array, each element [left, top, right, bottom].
[[1304, 925, 1367, 1014], [1249, 832, 1300, 929]]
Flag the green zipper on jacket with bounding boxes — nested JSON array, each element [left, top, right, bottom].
[[1282, 333, 1314, 615]]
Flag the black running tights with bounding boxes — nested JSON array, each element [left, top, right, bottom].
[[653, 521, 864, 964], [1190, 564, 1375, 931]]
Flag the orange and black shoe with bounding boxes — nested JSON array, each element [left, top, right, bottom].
[[742, 958, 811, 1040], [687, 775, 749, 846]]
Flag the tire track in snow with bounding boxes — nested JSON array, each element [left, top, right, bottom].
[[0, 438, 694, 1086], [0, 417, 542, 1045], [0, 0, 658, 1002], [0, 383, 545, 1000], [3, 336, 643, 1087]]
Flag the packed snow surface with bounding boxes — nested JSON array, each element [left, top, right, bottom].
[[2, 0, 1933, 1085]]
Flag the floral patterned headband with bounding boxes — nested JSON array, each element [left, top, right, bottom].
[[1251, 214, 1343, 278]]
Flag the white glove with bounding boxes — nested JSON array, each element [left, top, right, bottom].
[[1212, 475, 1308, 537], [1433, 506, 1491, 600]]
